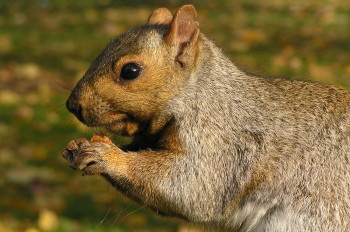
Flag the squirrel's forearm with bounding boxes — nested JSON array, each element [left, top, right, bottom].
[[102, 146, 242, 222], [101, 148, 186, 217]]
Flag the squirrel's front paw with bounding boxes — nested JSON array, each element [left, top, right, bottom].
[[62, 135, 116, 175]]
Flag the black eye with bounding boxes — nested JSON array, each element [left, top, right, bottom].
[[120, 62, 142, 80]]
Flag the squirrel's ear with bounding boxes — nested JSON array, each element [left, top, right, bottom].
[[164, 5, 199, 47], [147, 8, 173, 25], [164, 5, 199, 68]]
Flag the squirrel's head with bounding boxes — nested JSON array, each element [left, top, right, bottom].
[[66, 5, 200, 136]]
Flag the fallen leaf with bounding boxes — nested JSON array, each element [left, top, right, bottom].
[[308, 63, 335, 83], [0, 35, 12, 53], [38, 209, 59, 231], [0, 90, 21, 105], [25, 228, 40, 232], [15, 63, 41, 80]]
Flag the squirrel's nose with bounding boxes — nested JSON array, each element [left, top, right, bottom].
[[66, 96, 84, 123]]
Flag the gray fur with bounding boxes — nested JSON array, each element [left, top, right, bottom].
[[66, 15, 350, 231], [164, 35, 350, 230]]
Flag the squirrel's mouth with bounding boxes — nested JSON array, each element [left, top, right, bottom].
[[79, 111, 139, 136], [99, 112, 139, 136], [82, 111, 126, 127], [104, 120, 139, 136], [102, 112, 128, 124]]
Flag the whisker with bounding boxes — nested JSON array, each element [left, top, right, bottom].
[[188, 223, 193, 232], [96, 207, 111, 228], [112, 211, 121, 226], [66, 114, 77, 127], [57, 102, 67, 112], [47, 76, 73, 92], [119, 204, 147, 223], [92, 126, 106, 135], [111, 205, 128, 227]]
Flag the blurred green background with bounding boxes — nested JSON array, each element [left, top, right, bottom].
[[0, 0, 349, 231]]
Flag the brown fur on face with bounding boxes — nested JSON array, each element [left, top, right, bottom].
[[67, 6, 200, 136]]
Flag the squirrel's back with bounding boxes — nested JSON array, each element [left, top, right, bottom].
[[167, 33, 350, 229]]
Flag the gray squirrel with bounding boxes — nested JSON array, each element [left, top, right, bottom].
[[63, 5, 350, 231]]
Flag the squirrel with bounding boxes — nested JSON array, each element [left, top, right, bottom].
[[63, 5, 350, 231]]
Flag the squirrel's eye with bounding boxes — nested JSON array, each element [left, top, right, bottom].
[[120, 62, 142, 80]]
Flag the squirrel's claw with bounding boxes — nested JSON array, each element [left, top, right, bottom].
[[62, 135, 115, 175]]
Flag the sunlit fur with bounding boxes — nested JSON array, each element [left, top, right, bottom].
[[65, 5, 350, 231]]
